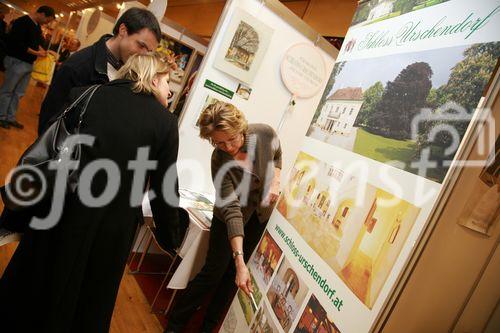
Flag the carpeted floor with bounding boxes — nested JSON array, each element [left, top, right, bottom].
[[128, 252, 228, 333]]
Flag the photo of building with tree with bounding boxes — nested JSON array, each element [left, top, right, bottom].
[[315, 87, 364, 136], [307, 42, 500, 183], [351, 0, 451, 27]]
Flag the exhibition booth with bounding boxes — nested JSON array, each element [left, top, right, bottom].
[[0, 0, 498, 332], [168, 0, 499, 332], [128, 0, 499, 332]]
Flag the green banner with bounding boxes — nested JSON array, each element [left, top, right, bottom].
[[204, 79, 234, 99]]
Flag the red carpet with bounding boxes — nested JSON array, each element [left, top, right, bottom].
[[128, 253, 226, 333]]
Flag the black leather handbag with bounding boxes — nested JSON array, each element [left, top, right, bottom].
[[0, 84, 101, 212]]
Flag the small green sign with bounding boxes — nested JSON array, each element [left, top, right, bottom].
[[204, 79, 234, 99]]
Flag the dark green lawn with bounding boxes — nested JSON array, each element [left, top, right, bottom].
[[353, 128, 417, 164], [352, 128, 445, 182]]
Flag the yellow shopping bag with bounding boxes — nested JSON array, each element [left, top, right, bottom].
[[31, 53, 57, 84]]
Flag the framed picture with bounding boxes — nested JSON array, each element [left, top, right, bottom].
[[236, 83, 252, 100], [213, 8, 274, 84]]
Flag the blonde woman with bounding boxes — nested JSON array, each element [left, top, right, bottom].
[[0, 53, 181, 332], [167, 102, 282, 333]]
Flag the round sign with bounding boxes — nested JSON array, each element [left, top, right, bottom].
[[148, 0, 168, 21], [280, 43, 326, 98], [87, 9, 101, 35]]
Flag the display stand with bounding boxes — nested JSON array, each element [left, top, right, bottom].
[[211, 1, 500, 333], [176, 0, 337, 195]]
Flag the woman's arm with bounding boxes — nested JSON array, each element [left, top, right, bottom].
[[212, 153, 255, 294], [211, 154, 245, 238], [230, 235, 253, 295]]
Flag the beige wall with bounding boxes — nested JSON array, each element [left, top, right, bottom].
[[163, 0, 358, 38], [382, 83, 500, 332], [164, 2, 226, 38], [302, 0, 358, 36]]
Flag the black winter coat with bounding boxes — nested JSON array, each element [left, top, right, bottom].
[[0, 79, 181, 332], [38, 34, 111, 134]]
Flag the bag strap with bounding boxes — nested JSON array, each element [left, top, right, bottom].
[[75, 85, 101, 134], [60, 84, 101, 119]]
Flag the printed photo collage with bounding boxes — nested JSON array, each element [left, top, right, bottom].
[[276, 151, 421, 309], [221, 1, 500, 332], [221, 230, 341, 333], [282, 8, 500, 311]]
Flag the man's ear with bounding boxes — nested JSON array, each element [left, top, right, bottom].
[[118, 23, 128, 37]]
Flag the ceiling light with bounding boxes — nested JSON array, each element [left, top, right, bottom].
[[60, 13, 64, 18], [98, 6, 103, 11]]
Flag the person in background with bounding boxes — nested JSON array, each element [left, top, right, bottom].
[[54, 37, 81, 69], [0, 53, 182, 332], [40, 24, 56, 50], [0, 10, 7, 38], [37, 7, 161, 135], [166, 102, 282, 333], [0, 6, 55, 130], [173, 70, 197, 117], [0, 10, 7, 72]]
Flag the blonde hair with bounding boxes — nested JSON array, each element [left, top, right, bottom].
[[116, 52, 170, 96], [198, 101, 248, 143]]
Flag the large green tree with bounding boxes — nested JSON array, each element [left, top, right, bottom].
[[394, 0, 418, 14], [418, 42, 500, 156], [366, 62, 433, 139], [352, 2, 371, 25], [445, 43, 500, 111], [355, 81, 384, 127], [426, 85, 447, 109]]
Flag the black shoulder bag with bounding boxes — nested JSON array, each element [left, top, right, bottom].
[[0, 84, 101, 212]]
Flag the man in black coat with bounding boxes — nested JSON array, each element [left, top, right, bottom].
[[37, 7, 162, 134]]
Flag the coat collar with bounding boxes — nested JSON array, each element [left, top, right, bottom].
[[106, 78, 134, 86], [94, 34, 113, 77]]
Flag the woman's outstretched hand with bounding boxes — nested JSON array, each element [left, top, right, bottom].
[[235, 258, 253, 296]]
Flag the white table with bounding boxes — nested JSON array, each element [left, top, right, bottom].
[[140, 193, 211, 289], [167, 212, 210, 289]]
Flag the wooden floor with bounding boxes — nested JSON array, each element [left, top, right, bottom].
[[0, 75, 163, 333]]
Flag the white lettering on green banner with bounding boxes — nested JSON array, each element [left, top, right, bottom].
[[204, 79, 234, 99]]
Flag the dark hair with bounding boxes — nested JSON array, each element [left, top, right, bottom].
[[113, 8, 161, 42], [36, 6, 55, 18]]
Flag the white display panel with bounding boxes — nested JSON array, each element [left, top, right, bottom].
[[221, 0, 500, 332], [176, 0, 337, 195]]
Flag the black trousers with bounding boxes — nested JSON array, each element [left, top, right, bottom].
[[166, 213, 267, 332]]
